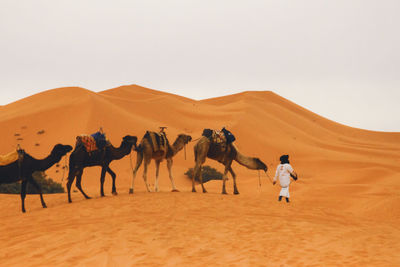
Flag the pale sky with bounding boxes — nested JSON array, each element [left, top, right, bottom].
[[1, 0, 399, 132]]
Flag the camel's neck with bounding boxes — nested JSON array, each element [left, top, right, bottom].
[[109, 141, 133, 160], [232, 144, 266, 170], [35, 152, 63, 171], [170, 138, 186, 157]]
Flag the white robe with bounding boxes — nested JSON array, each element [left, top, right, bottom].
[[273, 163, 294, 198]]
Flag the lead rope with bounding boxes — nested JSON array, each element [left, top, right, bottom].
[[258, 170, 261, 188], [266, 172, 273, 184], [184, 143, 187, 160], [191, 137, 201, 142]]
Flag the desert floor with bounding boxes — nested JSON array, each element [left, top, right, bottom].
[[1, 173, 399, 267]]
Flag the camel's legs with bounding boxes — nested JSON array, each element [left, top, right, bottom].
[[167, 158, 178, 192], [154, 160, 161, 192], [142, 156, 152, 192], [66, 169, 76, 203], [193, 141, 209, 193], [193, 154, 207, 193], [130, 151, 143, 194], [192, 163, 201, 192], [107, 167, 117, 195], [192, 163, 198, 192], [100, 166, 107, 197], [221, 166, 230, 194], [20, 180, 27, 213], [199, 166, 208, 193], [29, 175, 47, 208], [193, 162, 207, 193], [75, 170, 91, 199], [229, 166, 239, 194]]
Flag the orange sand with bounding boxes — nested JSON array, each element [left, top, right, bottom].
[[0, 85, 399, 266]]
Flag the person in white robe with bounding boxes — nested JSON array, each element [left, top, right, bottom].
[[273, 154, 298, 202]]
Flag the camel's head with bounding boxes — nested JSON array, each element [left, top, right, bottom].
[[123, 135, 138, 149], [52, 144, 73, 157], [255, 158, 268, 172], [178, 134, 192, 144]]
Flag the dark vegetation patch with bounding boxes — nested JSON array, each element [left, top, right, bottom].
[[185, 165, 224, 183], [0, 171, 64, 194]]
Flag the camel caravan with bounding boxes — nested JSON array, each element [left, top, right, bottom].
[[0, 127, 269, 212]]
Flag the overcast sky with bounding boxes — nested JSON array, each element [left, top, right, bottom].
[[1, 0, 399, 131]]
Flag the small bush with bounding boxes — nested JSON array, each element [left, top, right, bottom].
[[0, 171, 64, 194], [185, 165, 224, 183]]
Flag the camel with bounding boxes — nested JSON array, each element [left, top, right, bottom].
[[192, 136, 267, 194], [0, 144, 72, 212], [129, 132, 192, 193], [67, 135, 137, 203]]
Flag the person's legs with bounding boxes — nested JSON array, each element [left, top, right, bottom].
[[279, 187, 289, 202]]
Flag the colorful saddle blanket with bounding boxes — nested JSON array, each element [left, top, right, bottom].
[[0, 150, 20, 166], [212, 130, 226, 144], [202, 129, 227, 152], [144, 131, 169, 153], [202, 128, 236, 151], [76, 131, 108, 153], [77, 135, 98, 152], [202, 128, 236, 144]]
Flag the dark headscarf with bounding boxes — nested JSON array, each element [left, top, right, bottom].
[[280, 154, 289, 164]]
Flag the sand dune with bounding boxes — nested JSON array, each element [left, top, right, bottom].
[[0, 85, 399, 266]]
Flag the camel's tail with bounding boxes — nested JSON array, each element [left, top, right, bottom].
[[233, 144, 267, 171]]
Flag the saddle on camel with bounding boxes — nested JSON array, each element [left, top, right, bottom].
[[142, 127, 172, 156], [0, 147, 25, 178], [0, 149, 22, 166], [202, 127, 236, 151], [76, 130, 108, 154]]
